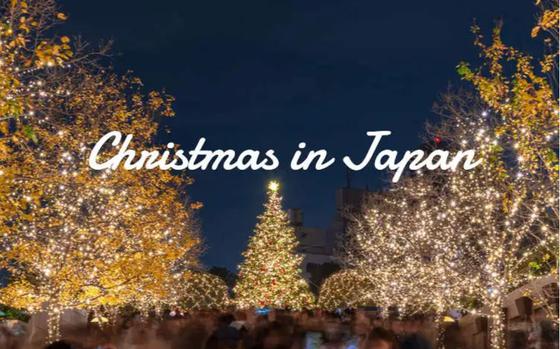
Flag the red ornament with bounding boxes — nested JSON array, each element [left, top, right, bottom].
[[433, 136, 442, 144]]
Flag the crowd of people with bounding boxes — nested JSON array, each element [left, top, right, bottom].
[[2, 308, 556, 349], [1, 309, 440, 349]]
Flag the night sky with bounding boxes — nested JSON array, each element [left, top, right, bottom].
[[61, 0, 537, 271]]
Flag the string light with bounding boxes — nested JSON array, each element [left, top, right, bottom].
[[234, 181, 315, 310], [0, 2, 201, 341], [339, 97, 558, 348]]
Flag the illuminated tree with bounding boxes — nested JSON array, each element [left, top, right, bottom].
[[0, 0, 78, 240], [168, 270, 230, 311], [1, 73, 202, 340], [426, 91, 558, 349], [342, 176, 477, 319], [343, 3, 558, 347], [0, 0, 201, 340], [317, 269, 376, 311], [451, 2, 559, 347], [344, 92, 555, 348], [234, 181, 314, 310], [457, 2, 558, 182]]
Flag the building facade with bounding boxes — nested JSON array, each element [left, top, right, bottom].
[[289, 186, 372, 293]]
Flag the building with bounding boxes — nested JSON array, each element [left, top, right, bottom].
[[458, 275, 559, 349], [289, 186, 372, 293]]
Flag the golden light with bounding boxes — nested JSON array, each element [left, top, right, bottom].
[[235, 180, 314, 310], [268, 180, 279, 192]]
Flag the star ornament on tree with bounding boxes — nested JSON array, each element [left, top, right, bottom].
[[268, 180, 280, 192]]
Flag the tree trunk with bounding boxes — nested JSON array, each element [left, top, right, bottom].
[[488, 297, 506, 349]]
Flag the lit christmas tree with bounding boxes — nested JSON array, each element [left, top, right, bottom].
[[234, 181, 314, 310]]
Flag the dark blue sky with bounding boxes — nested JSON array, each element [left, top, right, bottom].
[[62, 0, 536, 271]]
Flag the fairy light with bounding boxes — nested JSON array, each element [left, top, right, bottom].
[[0, 2, 201, 341], [234, 181, 315, 310], [340, 101, 558, 348], [318, 269, 377, 310], [164, 271, 230, 311]]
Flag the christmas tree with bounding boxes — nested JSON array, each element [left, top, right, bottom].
[[234, 181, 314, 310]]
